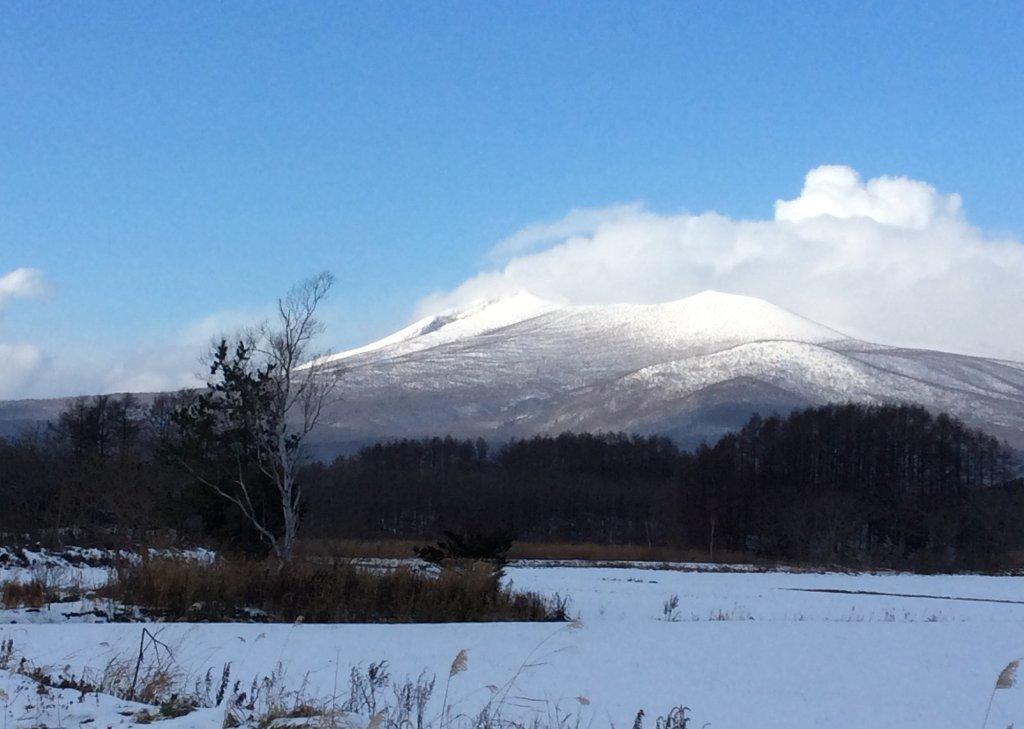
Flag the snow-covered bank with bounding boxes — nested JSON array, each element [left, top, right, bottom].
[[2, 564, 1023, 728], [0, 545, 215, 587]]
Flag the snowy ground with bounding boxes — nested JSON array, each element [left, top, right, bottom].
[[2, 559, 1023, 728]]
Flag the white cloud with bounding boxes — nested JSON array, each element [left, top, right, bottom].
[[417, 165, 1024, 361], [0, 268, 53, 398], [0, 268, 51, 308], [773, 165, 962, 229], [0, 343, 45, 399]]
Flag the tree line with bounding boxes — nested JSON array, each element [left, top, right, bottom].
[[1, 395, 1020, 570], [301, 404, 1022, 569]]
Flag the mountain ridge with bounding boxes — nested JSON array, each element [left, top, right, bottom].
[[325, 290, 851, 367]]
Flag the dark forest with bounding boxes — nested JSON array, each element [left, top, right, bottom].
[[0, 396, 1020, 571]]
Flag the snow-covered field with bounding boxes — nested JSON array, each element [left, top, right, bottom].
[[2, 559, 1023, 728]]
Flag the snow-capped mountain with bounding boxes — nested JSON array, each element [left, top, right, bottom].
[[2, 290, 1022, 453], [307, 290, 1024, 451]]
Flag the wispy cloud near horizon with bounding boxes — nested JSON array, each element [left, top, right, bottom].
[[486, 203, 645, 262], [0, 265, 273, 399], [0, 268, 53, 398]]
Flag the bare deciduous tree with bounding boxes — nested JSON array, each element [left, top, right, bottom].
[[258, 271, 339, 559], [171, 272, 339, 561]]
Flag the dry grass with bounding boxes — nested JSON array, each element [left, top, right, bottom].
[[224, 637, 704, 729], [299, 538, 750, 565], [7, 632, 208, 724], [0, 577, 55, 608], [5, 632, 704, 729], [1, 563, 89, 610], [98, 557, 569, 623], [0, 567, 83, 609]]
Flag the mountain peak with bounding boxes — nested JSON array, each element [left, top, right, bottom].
[[588, 290, 850, 348], [681, 288, 733, 300], [674, 289, 799, 311]]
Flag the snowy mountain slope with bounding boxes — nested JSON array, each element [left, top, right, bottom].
[[305, 290, 1024, 451], [545, 342, 1024, 443]]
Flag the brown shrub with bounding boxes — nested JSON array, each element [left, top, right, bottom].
[[0, 577, 59, 608], [99, 557, 568, 623]]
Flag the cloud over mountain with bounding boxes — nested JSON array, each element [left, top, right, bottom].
[[418, 166, 1024, 361]]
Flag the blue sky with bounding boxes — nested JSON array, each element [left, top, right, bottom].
[[2, 1, 1024, 396]]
